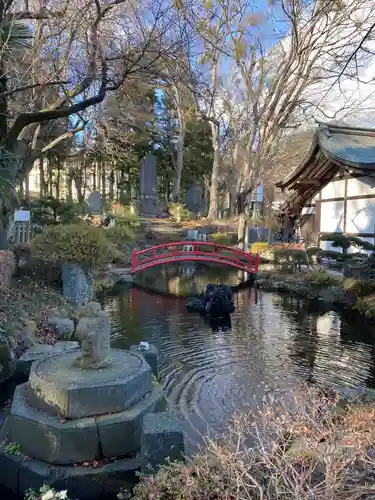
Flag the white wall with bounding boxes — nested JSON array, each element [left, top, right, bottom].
[[347, 176, 375, 197], [320, 200, 344, 233], [321, 178, 346, 200], [319, 175, 375, 252], [346, 198, 375, 234]]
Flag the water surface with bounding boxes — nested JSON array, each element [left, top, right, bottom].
[[101, 264, 375, 452]]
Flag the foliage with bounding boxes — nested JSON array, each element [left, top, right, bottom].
[[250, 241, 269, 254], [168, 203, 192, 221], [354, 294, 375, 319], [0, 249, 17, 291], [210, 232, 232, 245], [125, 386, 375, 500], [318, 249, 344, 262], [302, 269, 342, 286], [305, 246, 320, 257], [25, 485, 69, 500], [343, 279, 375, 297], [105, 225, 136, 246], [30, 197, 84, 226], [274, 248, 309, 272], [30, 224, 123, 269], [321, 234, 375, 253], [4, 442, 21, 455]]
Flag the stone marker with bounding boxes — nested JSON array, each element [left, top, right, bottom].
[[139, 154, 160, 216], [74, 302, 112, 369], [87, 190, 102, 215], [186, 183, 202, 213]]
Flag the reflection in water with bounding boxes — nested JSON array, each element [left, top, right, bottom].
[[101, 265, 375, 453]]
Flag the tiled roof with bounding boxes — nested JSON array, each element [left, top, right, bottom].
[[276, 122, 375, 213], [318, 125, 375, 168]]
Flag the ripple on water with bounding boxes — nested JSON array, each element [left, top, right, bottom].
[[103, 288, 375, 452]]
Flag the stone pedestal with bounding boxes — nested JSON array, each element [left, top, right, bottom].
[[16, 341, 79, 377], [61, 263, 93, 306], [0, 346, 185, 499]]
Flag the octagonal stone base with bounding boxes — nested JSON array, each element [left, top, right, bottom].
[[0, 446, 141, 500], [3, 383, 164, 465], [27, 349, 152, 418]]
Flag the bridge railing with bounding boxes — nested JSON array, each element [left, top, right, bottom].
[[131, 241, 260, 274]]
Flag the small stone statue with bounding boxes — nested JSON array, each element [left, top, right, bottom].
[[73, 302, 112, 369]]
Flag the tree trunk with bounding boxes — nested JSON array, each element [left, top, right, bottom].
[[208, 121, 221, 220], [171, 85, 185, 202], [48, 156, 53, 197], [237, 192, 248, 250], [67, 167, 73, 203], [109, 168, 114, 201], [56, 156, 61, 199], [39, 157, 47, 197], [101, 157, 106, 203]]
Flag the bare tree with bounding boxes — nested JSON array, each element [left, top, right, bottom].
[[1, 0, 184, 178], [210, 0, 375, 247]]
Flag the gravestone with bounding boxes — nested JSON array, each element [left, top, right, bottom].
[[186, 183, 202, 213], [87, 191, 102, 215], [139, 154, 161, 216]]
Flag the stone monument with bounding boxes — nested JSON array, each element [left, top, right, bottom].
[[139, 154, 161, 216], [0, 302, 185, 499], [87, 190, 102, 226], [186, 183, 202, 214]]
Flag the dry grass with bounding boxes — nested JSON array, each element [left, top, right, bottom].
[[126, 387, 375, 500]]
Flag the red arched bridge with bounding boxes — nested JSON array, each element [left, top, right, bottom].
[[131, 241, 260, 274]]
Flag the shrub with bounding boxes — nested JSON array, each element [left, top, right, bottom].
[[30, 223, 122, 269], [250, 241, 269, 254], [105, 224, 136, 245], [274, 248, 309, 271], [354, 294, 375, 319], [343, 279, 375, 297], [116, 214, 140, 230], [0, 249, 17, 291], [31, 197, 84, 226], [168, 203, 192, 222], [303, 269, 342, 286], [25, 485, 69, 500], [210, 232, 232, 245], [125, 386, 375, 500]]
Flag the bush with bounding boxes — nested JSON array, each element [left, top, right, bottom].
[[116, 213, 141, 230], [354, 294, 375, 319], [30, 197, 84, 226], [274, 248, 309, 271], [30, 223, 122, 269], [303, 269, 342, 286], [250, 241, 269, 254], [343, 279, 375, 297], [105, 224, 136, 246], [168, 203, 192, 222], [210, 232, 232, 245], [125, 386, 375, 500], [25, 485, 69, 500]]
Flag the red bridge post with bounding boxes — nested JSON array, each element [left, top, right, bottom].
[[255, 253, 259, 272], [131, 248, 137, 273]]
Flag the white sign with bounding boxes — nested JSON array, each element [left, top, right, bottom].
[[14, 210, 30, 222]]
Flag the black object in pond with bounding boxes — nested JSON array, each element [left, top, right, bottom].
[[187, 283, 235, 317]]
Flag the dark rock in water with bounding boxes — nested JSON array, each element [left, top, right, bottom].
[[187, 284, 235, 317]]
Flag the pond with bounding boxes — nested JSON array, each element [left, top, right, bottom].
[[101, 263, 375, 453]]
